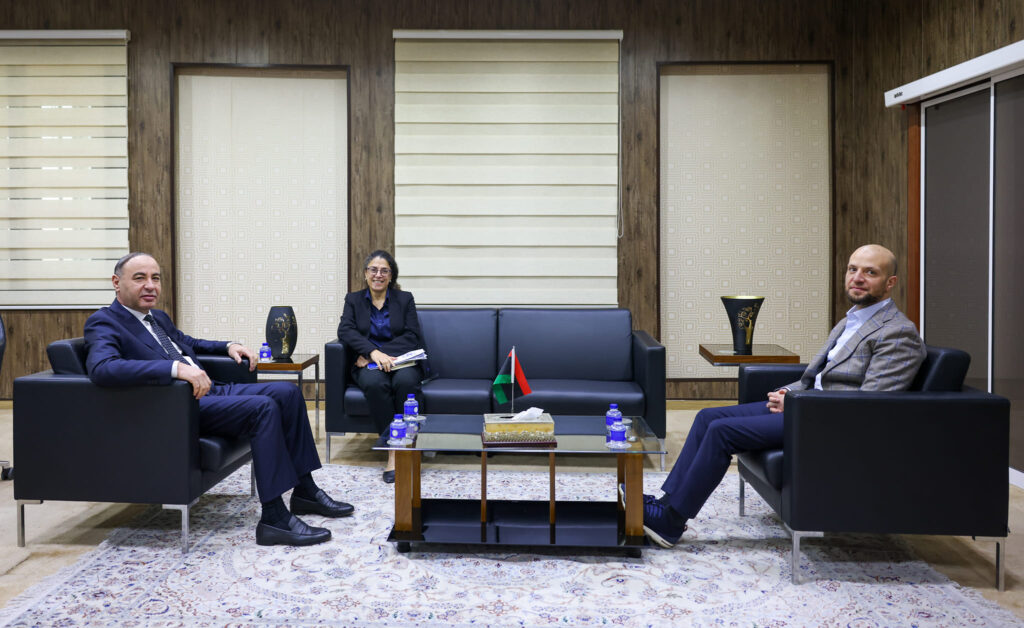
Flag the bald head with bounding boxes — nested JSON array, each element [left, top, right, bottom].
[[845, 244, 898, 308], [851, 244, 897, 277]]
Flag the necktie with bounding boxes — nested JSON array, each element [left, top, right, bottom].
[[144, 314, 190, 364]]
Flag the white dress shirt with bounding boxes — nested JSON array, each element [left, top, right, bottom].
[[121, 305, 199, 377]]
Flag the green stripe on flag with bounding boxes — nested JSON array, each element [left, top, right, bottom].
[[492, 373, 512, 405]]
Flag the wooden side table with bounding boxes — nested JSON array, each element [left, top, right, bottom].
[[698, 343, 800, 366], [257, 353, 320, 438]]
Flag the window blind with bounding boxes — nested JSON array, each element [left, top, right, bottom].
[[659, 65, 832, 379], [394, 33, 620, 306], [175, 70, 348, 356], [0, 31, 129, 308]]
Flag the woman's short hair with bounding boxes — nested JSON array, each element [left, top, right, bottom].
[[363, 249, 400, 289]]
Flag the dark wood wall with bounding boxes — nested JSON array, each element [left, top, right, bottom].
[[2, 0, 1022, 399]]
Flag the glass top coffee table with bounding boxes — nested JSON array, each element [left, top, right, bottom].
[[374, 414, 666, 555]]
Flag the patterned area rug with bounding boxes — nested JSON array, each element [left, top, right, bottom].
[[0, 464, 1019, 627]]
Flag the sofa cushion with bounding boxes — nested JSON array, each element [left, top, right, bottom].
[[419, 309, 497, 380], [910, 345, 970, 392], [344, 386, 371, 416], [498, 309, 633, 381], [47, 337, 88, 375], [739, 449, 785, 491], [422, 378, 493, 415], [495, 379, 644, 417], [199, 435, 250, 472]]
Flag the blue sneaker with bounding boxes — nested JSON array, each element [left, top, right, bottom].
[[643, 501, 686, 548], [617, 483, 662, 506]]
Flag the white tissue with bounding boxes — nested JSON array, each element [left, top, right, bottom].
[[512, 407, 544, 421]]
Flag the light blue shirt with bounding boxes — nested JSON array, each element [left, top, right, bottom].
[[814, 298, 891, 390]]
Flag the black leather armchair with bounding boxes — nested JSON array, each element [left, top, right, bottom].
[[736, 345, 1010, 588], [13, 338, 258, 552]]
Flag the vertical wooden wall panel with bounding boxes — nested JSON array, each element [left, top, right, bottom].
[[1, 0, 1023, 398]]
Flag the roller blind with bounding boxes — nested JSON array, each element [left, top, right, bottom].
[[0, 31, 130, 308], [394, 33, 620, 306], [659, 65, 832, 379], [175, 69, 348, 355]]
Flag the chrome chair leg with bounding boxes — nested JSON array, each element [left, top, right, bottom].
[[326, 433, 332, 462], [163, 500, 198, 554], [784, 523, 824, 584], [658, 438, 666, 471], [975, 535, 1008, 591], [250, 463, 256, 497], [738, 476, 746, 516], [16, 499, 41, 547]]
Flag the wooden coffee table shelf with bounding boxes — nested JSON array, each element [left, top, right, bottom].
[[699, 343, 800, 366], [378, 414, 665, 556]]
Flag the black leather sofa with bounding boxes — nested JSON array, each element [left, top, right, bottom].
[[325, 308, 666, 464], [736, 345, 1010, 588], [13, 337, 257, 552]]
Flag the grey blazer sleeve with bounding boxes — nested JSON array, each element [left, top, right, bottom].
[[856, 317, 926, 391]]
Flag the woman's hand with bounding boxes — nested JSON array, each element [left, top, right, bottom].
[[355, 355, 370, 368], [369, 349, 396, 372]]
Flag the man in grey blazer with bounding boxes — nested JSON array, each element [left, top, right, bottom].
[[643, 244, 926, 548]]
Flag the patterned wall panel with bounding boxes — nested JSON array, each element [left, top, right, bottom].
[[175, 72, 348, 355], [660, 66, 831, 379]]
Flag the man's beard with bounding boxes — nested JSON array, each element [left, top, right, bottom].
[[847, 288, 879, 306]]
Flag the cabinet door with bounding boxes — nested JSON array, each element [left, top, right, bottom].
[[923, 88, 990, 390], [994, 74, 1024, 470]]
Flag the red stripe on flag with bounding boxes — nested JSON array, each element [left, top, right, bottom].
[[513, 353, 531, 395]]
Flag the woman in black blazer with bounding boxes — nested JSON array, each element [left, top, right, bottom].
[[337, 250, 425, 483]]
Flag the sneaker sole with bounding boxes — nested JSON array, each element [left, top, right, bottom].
[[643, 525, 678, 549]]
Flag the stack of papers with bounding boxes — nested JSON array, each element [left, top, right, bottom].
[[367, 348, 427, 370]]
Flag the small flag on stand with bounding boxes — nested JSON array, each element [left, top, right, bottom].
[[492, 347, 532, 406]]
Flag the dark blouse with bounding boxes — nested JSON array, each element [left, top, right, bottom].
[[365, 289, 393, 348]]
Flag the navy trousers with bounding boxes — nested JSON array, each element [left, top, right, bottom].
[[200, 381, 320, 503], [661, 401, 783, 520], [353, 364, 423, 434]]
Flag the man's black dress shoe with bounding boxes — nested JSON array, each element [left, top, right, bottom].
[[255, 515, 331, 546], [382, 469, 395, 484], [290, 489, 355, 518]]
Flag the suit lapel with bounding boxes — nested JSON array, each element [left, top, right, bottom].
[[109, 300, 167, 359], [821, 301, 896, 375]]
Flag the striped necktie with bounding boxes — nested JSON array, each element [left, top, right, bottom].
[[144, 314, 190, 364]]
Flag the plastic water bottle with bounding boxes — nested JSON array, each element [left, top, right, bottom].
[[607, 418, 629, 449], [403, 394, 421, 435], [404, 394, 419, 420], [605, 403, 622, 442], [388, 414, 408, 446], [259, 343, 272, 363]]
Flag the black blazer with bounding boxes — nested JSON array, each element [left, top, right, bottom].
[[337, 288, 424, 359]]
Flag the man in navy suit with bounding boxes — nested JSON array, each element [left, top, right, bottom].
[[84, 252, 353, 546]]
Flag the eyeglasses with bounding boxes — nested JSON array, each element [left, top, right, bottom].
[[366, 266, 391, 276]]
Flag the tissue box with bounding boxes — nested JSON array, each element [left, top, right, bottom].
[[483, 412, 555, 434]]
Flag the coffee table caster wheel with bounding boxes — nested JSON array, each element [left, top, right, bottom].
[[627, 548, 642, 559], [397, 542, 411, 553]]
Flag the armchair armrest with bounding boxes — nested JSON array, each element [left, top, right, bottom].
[[13, 373, 203, 505], [198, 354, 256, 384], [782, 389, 1009, 536], [324, 339, 351, 429], [738, 364, 807, 403], [632, 330, 666, 438]]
